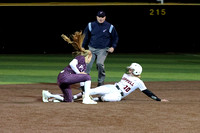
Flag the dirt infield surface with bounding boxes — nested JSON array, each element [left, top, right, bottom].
[[0, 81, 200, 133]]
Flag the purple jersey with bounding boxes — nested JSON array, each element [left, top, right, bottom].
[[64, 55, 86, 74], [57, 55, 90, 85]]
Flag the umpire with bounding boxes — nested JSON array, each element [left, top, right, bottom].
[[82, 11, 119, 86]]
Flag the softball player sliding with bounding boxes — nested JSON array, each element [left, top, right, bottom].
[[89, 63, 168, 102]]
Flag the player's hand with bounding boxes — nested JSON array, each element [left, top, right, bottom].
[[161, 99, 169, 102], [79, 72, 88, 74], [107, 47, 114, 53]]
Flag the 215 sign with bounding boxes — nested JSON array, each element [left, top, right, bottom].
[[149, 9, 166, 15]]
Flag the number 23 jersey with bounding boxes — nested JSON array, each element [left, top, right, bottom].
[[116, 73, 147, 98]]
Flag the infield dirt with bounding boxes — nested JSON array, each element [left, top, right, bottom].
[[0, 81, 200, 133]]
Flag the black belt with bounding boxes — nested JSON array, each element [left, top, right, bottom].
[[116, 85, 124, 96]]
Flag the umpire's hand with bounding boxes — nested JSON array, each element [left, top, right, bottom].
[[107, 47, 114, 53]]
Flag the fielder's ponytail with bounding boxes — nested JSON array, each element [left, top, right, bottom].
[[61, 31, 90, 57]]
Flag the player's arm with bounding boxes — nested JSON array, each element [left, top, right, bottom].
[[142, 89, 169, 102], [69, 59, 87, 74], [69, 59, 80, 74], [142, 89, 161, 101]]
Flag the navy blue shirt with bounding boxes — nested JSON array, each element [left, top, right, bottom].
[[82, 21, 119, 49]]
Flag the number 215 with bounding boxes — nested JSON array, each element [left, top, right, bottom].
[[150, 9, 166, 15]]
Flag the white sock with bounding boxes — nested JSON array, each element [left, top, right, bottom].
[[73, 95, 78, 100], [73, 92, 83, 100], [51, 94, 64, 101], [92, 97, 99, 101], [84, 80, 91, 98], [80, 82, 85, 86]]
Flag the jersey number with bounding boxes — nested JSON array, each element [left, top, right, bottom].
[[123, 85, 131, 92]]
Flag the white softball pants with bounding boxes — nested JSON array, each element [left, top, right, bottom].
[[89, 84, 122, 102]]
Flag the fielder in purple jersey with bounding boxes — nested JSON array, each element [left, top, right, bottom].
[[42, 31, 97, 104], [57, 55, 90, 102]]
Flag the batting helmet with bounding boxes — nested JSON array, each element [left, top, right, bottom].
[[128, 63, 142, 76]]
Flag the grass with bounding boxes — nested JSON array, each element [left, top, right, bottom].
[[0, 53, 200, 84]]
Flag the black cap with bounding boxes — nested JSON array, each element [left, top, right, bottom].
[[97, 11, 106, 17]]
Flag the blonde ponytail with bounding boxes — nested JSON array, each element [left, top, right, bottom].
[[61, 31, 90, 57]]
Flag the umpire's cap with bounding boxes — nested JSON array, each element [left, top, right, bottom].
[[97, 11, 106, 17]]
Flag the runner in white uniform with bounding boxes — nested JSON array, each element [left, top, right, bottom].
[[89, 63, 168, 102]]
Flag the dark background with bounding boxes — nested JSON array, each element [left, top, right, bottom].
[[0, 5, 200, 54], [0, 0, 200, 3]]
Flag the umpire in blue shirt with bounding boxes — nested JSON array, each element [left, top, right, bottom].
[[82, 11, 119, 86]]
